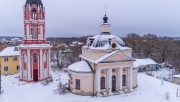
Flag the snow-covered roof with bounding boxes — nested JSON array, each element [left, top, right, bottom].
[[88, 34, 131, 50], [173, 75, 180, 78], [0, 46, 19, 57], [68, 61, 92, 73], [133, 58, 157, 68]]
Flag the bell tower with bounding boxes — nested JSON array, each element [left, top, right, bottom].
[[24, 0, 45, 44], [19, 0, 52, 82]]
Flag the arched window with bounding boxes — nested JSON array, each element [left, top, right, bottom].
[[26, 25, 29, 35], [123, 74, 126, 86], [43, 52, 47, 62], [101, 76, 105, 89], [40, 10, 43, 20], [32, 25, 37, 39], [33, 53, 38, 63], [23, 53, 27, 63], [32, 9, 37, 20], [40, 25, 43, 40], [25, 8, 28, 19]]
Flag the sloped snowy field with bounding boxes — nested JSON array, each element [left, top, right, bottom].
[[0, 71, 180, 102]]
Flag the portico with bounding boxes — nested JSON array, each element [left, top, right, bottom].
[[96, 66, 133, 96]]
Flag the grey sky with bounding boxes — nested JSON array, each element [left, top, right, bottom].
[[0, 0, 180, 37]]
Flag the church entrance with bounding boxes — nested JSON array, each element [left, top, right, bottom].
[[33, 69, 38, 81], [112, 75, 116, 92], [33, 53, 38, 82]]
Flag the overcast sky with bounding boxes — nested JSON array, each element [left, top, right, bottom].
[[0, 0, 180, 37]]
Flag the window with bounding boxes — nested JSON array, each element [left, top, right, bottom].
[[112, 69, 116, 72], [23, 53, 27, 63], [4, 66, 8, 71], [4, 57, 8, 62], [25, 8, 28, 19], [75, 79, 80, 90], [17, 65, 20, 70], [32, 25, 37, 39], [123, 74, 126, 86], [101, 76, 105, 89], [33, 53, 38, 63], [43, 52, 47, 62], [32, 9, 37, 20], [101, 69, 105, 73], [123, 68, 126, 71], [13, 57, 17, 61]]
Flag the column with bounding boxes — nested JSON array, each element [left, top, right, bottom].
[[19, 49, 22, 78], [40, 49, 43, 79], [118, 67, 123, 93], [108, 68, 112, 95], [96, 68, 101, 96], [128, 67, 133, 91], [27, 49, 31, 80], [48, 49, 51, 76]]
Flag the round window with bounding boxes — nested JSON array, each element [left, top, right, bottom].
[[112, 43, 116, 48]]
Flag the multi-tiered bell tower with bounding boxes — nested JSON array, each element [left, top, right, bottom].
[[19, 0, 52, 82]]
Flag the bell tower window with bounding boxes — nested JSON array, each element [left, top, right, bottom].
[[32, 9, 37, 20], [32, 25, 37, 39]]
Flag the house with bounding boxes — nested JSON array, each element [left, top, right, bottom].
[[172, 75, 180, 85], [133, 58, 158, 72], [0, 46, 19, 75], [68, 14, 138, 96]]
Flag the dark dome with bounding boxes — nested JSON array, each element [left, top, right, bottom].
[[26, 0, 43, 7], [103, 14, 108, 23]]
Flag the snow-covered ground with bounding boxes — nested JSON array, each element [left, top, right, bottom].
[[0, 71, 180, 102]]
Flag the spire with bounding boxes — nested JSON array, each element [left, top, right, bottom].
[[103, 5, 108, 23]]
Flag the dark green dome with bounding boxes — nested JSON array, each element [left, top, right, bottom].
[[26, 0, 43, 7]]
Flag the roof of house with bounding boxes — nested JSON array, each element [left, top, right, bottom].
[[0, 47, 19, 57], [173, 75, 180, 78], [68, 61, 92, 73], [133, 58, 157, 68]]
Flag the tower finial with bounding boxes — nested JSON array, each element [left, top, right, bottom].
[[105, 5, 107, 15], [103, 5, 108, 23]]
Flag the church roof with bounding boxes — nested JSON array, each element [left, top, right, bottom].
[[88, 34, 130, 50], [26, 0, 43, 7], [68, 61, 92, 73]]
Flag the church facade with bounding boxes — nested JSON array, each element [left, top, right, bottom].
[[18, 0, 52, 82], [68, 14, 138, 96]]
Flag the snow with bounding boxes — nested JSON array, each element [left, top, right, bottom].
[[88, 34, 131, 50], [1, 70, 180, 102], [68, 61, 92, 73], [0, 47, 19, 57], [18, 44, 52, 48], [173, 75, 180, 78], [133, 58, 157, 68]]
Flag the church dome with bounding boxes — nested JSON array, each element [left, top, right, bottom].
[[88, 34, 128, 50], [26, 0, 43, 7], [87, 14, 130, 51]]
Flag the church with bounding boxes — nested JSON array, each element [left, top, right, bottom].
[[68, 14, 138, 96], [18, 0, 52, 82]]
